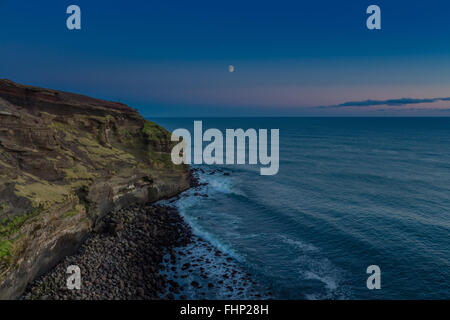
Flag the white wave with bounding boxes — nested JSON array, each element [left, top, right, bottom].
[[304, 271, 338, 291], [278, 235, 318, 252], [298, 255, 349, 299], [204, 175, 233, 194], [197, 169, 248, 198], [160, 240, 271, 300]]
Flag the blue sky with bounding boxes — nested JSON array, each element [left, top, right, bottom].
[[1, 0, 450, 116]]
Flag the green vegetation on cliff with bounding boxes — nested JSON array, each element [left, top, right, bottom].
[[0, 207, 42, 239], [142, 120, 170, 140], [0, 240, 12, 262]]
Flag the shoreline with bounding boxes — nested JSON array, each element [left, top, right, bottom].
[[22, 170, 272, 300], [23, 203, 191, 300]]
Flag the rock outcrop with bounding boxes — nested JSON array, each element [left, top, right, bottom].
[[0, 79, 190, 299]]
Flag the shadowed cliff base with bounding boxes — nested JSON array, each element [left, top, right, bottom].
[[0, 80, 190, 299]]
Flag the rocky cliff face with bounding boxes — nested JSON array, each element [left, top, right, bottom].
[[0, 79, 190, 299]]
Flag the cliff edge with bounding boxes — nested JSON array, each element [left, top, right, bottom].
[[0, 80, 190, 299]]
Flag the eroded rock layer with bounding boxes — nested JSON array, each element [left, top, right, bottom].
[[0, 79, 190, 299]]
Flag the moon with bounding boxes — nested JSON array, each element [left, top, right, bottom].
[[228, 65, 235, 73]]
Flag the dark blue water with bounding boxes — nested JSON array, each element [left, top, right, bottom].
[[154, 117, 450, 299]]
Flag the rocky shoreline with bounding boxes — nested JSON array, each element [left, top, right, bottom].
[[22, 203, 192, 300], [22, 169, 272, 300]]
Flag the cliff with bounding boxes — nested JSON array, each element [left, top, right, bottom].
[[0, 79, 190, 299]]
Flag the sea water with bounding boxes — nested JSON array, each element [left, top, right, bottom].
[[154, 117, 450, 300]]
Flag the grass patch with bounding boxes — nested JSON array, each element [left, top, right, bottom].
[[0, 202, 9, 214], [15, 182, 70, 208], [64, 164, 95, 180], [123, 129, 132, 139], [142, 121, 170, 141], [0, 240, 12, 262], [146, 151, 185, 171], [76, 133, 136, 166], [0, 207, 42, 238], [63, 204, 84, 218]]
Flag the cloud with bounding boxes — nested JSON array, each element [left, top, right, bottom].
[[319, 97, 450, 109]]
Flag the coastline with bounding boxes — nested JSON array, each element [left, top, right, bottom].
[[22, 169, 272, 300]]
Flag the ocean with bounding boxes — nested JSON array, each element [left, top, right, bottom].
[[153, 117, 450, 300]]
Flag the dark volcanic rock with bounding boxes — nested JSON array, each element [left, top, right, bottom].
[[23, 204, 193, 300]]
